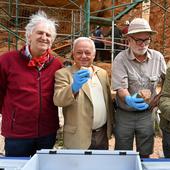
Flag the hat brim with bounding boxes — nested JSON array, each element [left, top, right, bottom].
[[127, 29, 157, 35]]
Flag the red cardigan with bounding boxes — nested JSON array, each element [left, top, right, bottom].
[[0, 48, 62, 138]]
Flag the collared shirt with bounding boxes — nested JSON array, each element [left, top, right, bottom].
[[87, 67, 107, 129], [25, 45, 32, 59], [112, 48, 166, 111]]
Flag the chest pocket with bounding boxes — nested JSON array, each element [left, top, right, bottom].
[[128, 75, 140, 84], [128, 75, 140, 94], [149, 75, 159, 89]]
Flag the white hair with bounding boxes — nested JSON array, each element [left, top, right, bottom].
[[25, 10, 58, 44], [73, 37, 96, 54]]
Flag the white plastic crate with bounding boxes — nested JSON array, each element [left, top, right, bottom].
[[0, 157, 29, 170], [21, 149, 142, 170], [142, 158, 170, 170]]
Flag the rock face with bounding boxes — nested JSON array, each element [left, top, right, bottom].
[[21, 0, 113, 15], [21, 0, 83, 8]]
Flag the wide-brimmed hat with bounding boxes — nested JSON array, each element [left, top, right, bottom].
[[127, 18, 157, 35]]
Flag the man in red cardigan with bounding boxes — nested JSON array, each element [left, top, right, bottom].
[[0, 11, 62, 157]]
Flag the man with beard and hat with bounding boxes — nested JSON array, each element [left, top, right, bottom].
[[112, 18, 166, 158]]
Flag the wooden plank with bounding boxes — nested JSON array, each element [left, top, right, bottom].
[[52, 42, 71, 51]]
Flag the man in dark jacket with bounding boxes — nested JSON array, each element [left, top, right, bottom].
[[159, 68, 170, 158], [0, 11, 62, 157]]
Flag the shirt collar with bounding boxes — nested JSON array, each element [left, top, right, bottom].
[[72, 64, 100, 74], [25, 45, 32, 59], [128, 48, 152, 61]]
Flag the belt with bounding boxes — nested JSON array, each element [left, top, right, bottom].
[[92, 124, 106, 133], [118, 107, 149, 113]]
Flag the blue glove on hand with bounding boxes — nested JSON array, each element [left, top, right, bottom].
[[125, 93, 149, 110], [71, 69, 90, 93]]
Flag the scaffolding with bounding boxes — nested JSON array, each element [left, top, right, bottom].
[[83, 0, 170, 61], [0, 0, 169, 60], [0, 0, 84, 54], [83, 0, 144, 62]]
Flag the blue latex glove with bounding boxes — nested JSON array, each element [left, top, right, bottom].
[[125, 93, 149, 110], [71, 69, 90, 93]]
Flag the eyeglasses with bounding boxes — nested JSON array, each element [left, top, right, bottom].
[[130, 36, 151, 45]]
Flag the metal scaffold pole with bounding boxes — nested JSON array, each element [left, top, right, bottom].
[[111, 0, 115, 63], [84, 0, 90, 37], [8, 0, 12, 51], [15, 0, 19, 50], [111, 0, 115, 89]]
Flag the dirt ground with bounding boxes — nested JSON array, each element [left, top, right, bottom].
[[0, 135, 4, 155]]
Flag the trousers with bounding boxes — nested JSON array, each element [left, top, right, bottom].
[[162, 129, 170, 158], [5, 133, 56, 157], [114, 108, 154, 156], [89, 124, 108, 150]]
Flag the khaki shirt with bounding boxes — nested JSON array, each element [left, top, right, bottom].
[[112, 48, 166, 111]]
